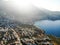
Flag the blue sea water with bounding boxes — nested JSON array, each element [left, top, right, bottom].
[[34, 20, 60, 37]]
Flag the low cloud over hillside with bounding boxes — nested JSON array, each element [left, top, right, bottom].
[[0, 0, 60, 24]]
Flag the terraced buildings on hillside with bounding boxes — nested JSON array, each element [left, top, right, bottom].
[[0, 26, 54, 45]]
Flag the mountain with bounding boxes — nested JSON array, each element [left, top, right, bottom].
[[0, 1, 60, 24], [0, 14, 22, 28]]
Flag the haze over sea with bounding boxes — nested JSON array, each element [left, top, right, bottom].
[[34, 20, 60, 37]]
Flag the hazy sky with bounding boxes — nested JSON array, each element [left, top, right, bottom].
[[2, 0, 60, 11], [31, 0, 60, 11]]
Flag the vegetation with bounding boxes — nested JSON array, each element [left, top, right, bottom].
[[48, 35, 60, 45]]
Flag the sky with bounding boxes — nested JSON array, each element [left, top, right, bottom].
[[1, 0, 60, 11], [31, 0, 60, 11]]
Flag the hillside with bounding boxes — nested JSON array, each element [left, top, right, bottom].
[[48, 35, 60, 45], [0, 3, 60, 24]]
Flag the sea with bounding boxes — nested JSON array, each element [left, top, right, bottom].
[[34, 20, 60, 37]]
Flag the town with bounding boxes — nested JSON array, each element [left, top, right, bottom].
[[0, 25, 54, 45]]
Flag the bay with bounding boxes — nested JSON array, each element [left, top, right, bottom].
[[34, 20, 60, 37]]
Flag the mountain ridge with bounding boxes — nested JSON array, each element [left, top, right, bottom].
[[0, 5, 60, 24]]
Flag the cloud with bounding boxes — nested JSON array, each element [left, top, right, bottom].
[[0, 1, 60, 24]]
